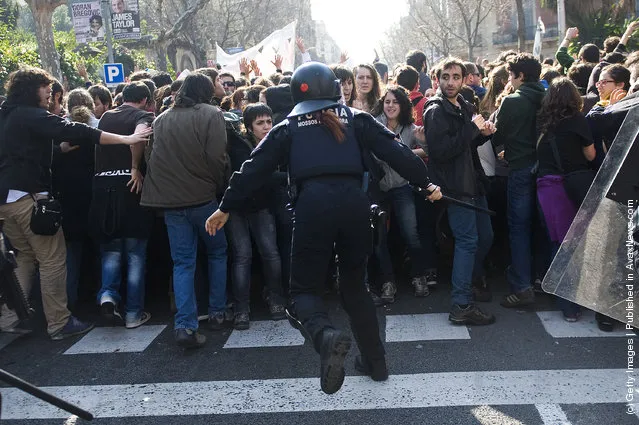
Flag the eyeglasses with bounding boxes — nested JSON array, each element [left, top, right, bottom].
[[596, 79, 616, 86], [222, 81, 236, 87]]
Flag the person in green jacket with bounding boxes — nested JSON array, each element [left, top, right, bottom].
[[555, 27, 600, 74], [491, 53, 546, 309]]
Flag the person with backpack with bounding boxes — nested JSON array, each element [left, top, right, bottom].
[[140, 73, 229, 349]]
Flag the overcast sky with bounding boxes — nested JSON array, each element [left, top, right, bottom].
[[310, 0, 408, 64]]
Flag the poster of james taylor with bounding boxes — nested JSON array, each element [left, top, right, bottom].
[[110, 0, 141, 40]]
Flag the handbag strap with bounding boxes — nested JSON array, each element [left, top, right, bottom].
[[538, 132, 565, 174]]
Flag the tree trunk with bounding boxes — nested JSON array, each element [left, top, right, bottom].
[[156, 43, 168, 72], [27, 0, 63, 81], [515, 0, 526, 52]]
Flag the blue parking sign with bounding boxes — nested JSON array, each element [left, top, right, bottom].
[[103, 63, 125, 86]]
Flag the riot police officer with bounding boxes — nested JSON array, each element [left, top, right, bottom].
[[206, 62, 441, 394]]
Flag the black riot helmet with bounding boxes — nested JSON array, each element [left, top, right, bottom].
[[288, 62, 341, 117]]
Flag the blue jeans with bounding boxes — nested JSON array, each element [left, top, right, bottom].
[[164, 200, 228, 330], [227, 208, 283, 313], [97, 238, 148, 321], [507, 166, 536, 293], [447, 196, 494, 306], [388, 185, 429, 277]]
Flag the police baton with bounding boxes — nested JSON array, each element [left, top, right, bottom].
[[412, 186, 496, 216], [0, 369, 94, 420]]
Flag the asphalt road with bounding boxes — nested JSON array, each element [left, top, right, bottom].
[[0, 275, 637, 425]]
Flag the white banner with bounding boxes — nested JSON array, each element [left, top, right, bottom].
[[533, 17, 546, 60], [71, 0, 104, 44], [216, 21, 297, 77]]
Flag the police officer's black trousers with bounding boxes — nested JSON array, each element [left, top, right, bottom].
[[290, 177, 385, 360]]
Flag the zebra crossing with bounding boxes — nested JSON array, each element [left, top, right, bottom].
[[0, 308, 635, 424]]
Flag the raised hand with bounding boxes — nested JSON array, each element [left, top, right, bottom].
[[565, 27, 579, 40], [250, 59, 261, 76], [340, 51, 349, 64], [295, 36, 306, 53], [239, 57, 251, 75], [271, 54, 283, 70]]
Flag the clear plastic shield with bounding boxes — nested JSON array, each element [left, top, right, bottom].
[[542, 106, 639, 325]]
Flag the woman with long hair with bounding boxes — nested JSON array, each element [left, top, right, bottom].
[[141, 73, 229, 348], [353, 63, 382, 112], [536, 77, 595, 322], [224, 103, 286, 330], [330, 64, 357, 106], [370, 85, 431, 302], [479, 65, 509, 119]]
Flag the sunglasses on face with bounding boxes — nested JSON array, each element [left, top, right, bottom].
[[222, 81, 236, 87]]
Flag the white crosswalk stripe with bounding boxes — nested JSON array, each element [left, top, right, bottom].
[[535, 404, 572, 425], [223, 319, 304, 348], [0, 369, 627, 420], [384, 313, 471, 342], [63, 325, 166, 355], [536, 310, 628, 338]]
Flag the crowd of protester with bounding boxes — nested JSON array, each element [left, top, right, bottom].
[[0, 22, 638, 347]]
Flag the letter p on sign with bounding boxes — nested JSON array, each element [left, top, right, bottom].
[[103, 63, 125, 86]]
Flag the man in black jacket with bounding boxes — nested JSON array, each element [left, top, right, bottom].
[[422, 57, 496, 326], [0, 67, 150, 339]]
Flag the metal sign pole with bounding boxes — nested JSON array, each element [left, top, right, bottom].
[[101, 0, 115, 63]]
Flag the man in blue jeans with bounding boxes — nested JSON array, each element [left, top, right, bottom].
[[92, 82, 154, 329], [492, 53, 545, 308], [422, 57, 496, 325], [141, 73, 229, 348]]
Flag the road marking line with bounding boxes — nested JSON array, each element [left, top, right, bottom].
[[0, 369, 626, 420], [223, 320, 305, 348], [471, 405, 525, 425], [535, 403, 572, 424], [385, 313, 470, 342], [537, 311, 627, 338], [63, 325, 166, 355], [63, 415, 78, 425]]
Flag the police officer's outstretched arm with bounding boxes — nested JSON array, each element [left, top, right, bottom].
[[354, 111, 442, 201], [206, 123, 291, 235]]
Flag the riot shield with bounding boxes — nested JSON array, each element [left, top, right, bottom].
[[542, 105, 639, 325]]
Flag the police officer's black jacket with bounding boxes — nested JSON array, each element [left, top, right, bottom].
[[422, 93, 490, 200], [219, 107, 432, 213], [0, 103, 102, 204]]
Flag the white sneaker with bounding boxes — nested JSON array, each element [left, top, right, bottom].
[[125, 312, 151, 329]]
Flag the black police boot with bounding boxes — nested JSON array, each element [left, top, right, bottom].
[[318, 328, 352, 394], [354, 355, 388, 381]]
